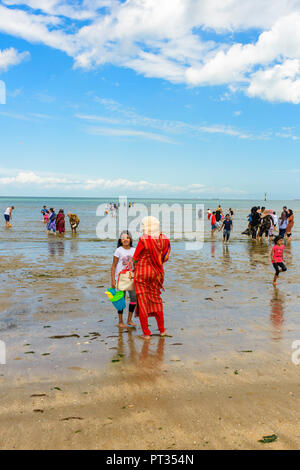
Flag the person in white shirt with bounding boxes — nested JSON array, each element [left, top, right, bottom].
[[111, 231, 136, 328], [4, 206, 14, 227]]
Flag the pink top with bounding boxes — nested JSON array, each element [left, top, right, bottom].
[[272, 245, 284, 263]]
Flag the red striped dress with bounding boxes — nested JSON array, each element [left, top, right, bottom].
[[133, 234, 170, 336]]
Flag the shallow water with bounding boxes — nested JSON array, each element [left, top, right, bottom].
[[0, 197, 299, 379]]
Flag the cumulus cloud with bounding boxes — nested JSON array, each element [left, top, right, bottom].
[[3, 1, 300, 101], [0, 168, 244, 195], [0, 170, 68, 185], [247, 59, 300, 103], [0, 47, 29, 72]]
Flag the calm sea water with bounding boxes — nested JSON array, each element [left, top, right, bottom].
[[1, 197, 299, 252]]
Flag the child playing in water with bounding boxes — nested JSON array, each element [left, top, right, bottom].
[[211, 211, 217, 236], [4, 206, 14, 227], [111, 230, 136, 328], [271, 236, 287, 286], [44, 210, 49, 224], [219, 214, 233, 243]]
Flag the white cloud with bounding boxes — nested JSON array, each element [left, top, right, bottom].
[[76, 101, 256, 140], [3, 1, 300, 101], [0, 170, 68, 185], [0, 167, 245, 195], [0, 110, 54, 120], [75, 113, 120, 124], [0, 47, 29, 72], [247, 59, 300, 103], [0, 110, 30, 120], [85, 126, 176, 144]]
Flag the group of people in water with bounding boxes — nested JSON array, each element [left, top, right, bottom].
[[206, 203, 294, 286], [105, 201, 135, 217], [241, 205, 294, 286], [41, 206, 80, 235], [242, 205, 294, 243], [207, 205, 235, 242]]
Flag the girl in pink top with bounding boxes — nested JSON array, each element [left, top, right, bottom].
[[271, 236, 287, 286]]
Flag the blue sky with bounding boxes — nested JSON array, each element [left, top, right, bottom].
[[0, 0, 300, 199]]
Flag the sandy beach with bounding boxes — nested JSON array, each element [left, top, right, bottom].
[[1, 351, 300, 450]]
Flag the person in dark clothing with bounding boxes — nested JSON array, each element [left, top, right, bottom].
[[220, 214, 233, 243], [215, 205, 222, 224], [250, 206, 261, 239], [258, 212, 273, 240]]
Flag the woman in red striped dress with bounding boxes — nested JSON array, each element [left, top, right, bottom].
[[133, 216, 171, 340]]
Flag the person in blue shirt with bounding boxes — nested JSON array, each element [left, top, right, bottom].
[[41, 205, 48, 223], [219, 214, 233, 243]]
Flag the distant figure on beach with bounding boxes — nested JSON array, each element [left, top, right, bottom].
[[257, 210, 273, 242], [4, 206, 14, 227], [286, 209, 294, 243], [250, 206, 261, 239], [47, 208, 56, 235], [56, 209, 65, 236], [219, 214, 233, 243], [133, 216, 170, 340], [67, 212, 80, 234], [44, 210, 49, 224], [207, 209, 212, 220], [211, 211, 217, 236], [111, 230, 136, 328], [269, 211, 277, 238], [41, 205, 48, 223], [271, 236, 287, 286], [278, 207, 288, 238], [229, 208, 234, 218], [215, 205, 223, 226]]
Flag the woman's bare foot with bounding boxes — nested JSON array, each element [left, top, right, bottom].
[[118, 323, 127, 328], [160, 331, 167, 337], [139, 335, 151, 340], [126, 321, 136, 327]]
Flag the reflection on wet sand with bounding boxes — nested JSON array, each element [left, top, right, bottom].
[[70, 235, 79, 253], [48, 239, 65, 257], [210, 241, 215, 258], [111, 329, 166, 379], [246, 239, 270, 268], [222, 244, 232, 267], [270, 289, 285, 341]]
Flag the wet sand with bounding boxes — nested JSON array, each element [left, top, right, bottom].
[[1, 352, 300, 450], [1, 233, 300, 449]]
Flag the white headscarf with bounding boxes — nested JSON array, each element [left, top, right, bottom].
[[141, 216, 160, 238]]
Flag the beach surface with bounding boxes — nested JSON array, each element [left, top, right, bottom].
[[0, 197, 300, 449]]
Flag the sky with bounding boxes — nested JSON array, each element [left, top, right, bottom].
[[0, 0, 300, 199]]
